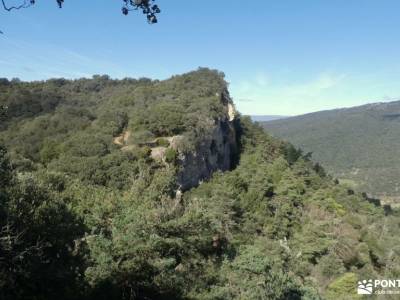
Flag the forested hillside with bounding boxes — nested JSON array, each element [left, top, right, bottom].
[[262, 101, 400, 204], [1, 69, 400, 300]]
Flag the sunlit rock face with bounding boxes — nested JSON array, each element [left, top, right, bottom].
[[177, 91, 239, 191], [112, 87, 239, 191]]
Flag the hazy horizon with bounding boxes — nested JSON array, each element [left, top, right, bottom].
[[2, 71, 399, 117]]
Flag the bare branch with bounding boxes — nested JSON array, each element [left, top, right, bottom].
[[0, 0, 160, 34], [1, 0, 34, 33], [1, 0, 33, 12]]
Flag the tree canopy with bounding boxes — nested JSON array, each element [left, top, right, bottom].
[[263, 101, 400, 204], [1, 69, 400, 299]]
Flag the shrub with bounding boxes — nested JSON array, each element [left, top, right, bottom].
[[156, 138, 170, 147], [325, 273, 360, 300], [164, 148, 177, 164], [129, 130, 154, 145], [40, 139, 61, 164], [140, 146, 152, 158]]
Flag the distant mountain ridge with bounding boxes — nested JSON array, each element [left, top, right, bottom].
[[250, 115, 289, 122], [262, 100, 400, 204]]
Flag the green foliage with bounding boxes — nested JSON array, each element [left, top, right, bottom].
[[156, 137, 170, 147], [208, 245, 304, 300], [39, 139, 61, 163], [0, 148, 86, 300], [139, 101, 186, 136], [263, 101, 400, 202], [282, 143, 304, 165], [0, 69, 398, 300], [325, 273, 360, 300], [0, 145, 13, 189], [164, 148, 177, 164], [96, 110, 128, 136], [129, 129, 155, 144]]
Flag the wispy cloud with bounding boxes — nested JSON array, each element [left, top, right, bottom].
[[0, 36, 131, 80], [230, 71, 348, 115], [280, 73, 347, 98]]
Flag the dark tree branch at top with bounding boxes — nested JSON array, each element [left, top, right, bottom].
[[122, 0, 161, 23], [1, 0, 160, 33], [1, 0, 34, 12]]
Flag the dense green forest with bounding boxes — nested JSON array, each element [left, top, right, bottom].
[[262, 102, 400, 205], [1, 69, 400, 299]]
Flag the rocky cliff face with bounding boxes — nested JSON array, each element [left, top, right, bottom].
[[176, 90, 239, 190], [112, 88, 240, 192]]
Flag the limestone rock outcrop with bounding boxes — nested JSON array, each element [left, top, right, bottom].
[[176, 91, 239, 190]]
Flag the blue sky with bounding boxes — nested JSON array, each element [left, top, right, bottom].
[[1, 0, 400, 115]]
